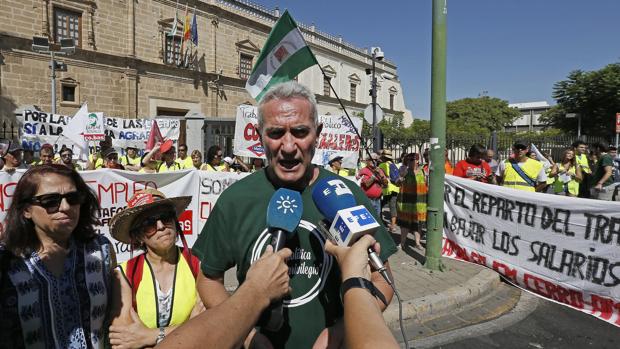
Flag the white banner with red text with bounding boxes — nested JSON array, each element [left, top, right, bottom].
[[442, 175, 620, 327], [232, 105, 362, 168], [0, 169, 248, 262]]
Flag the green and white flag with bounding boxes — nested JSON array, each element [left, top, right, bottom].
[[245, 10, 318, 101]]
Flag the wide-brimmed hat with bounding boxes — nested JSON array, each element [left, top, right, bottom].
[[7, 140, 23, 154], [380, 149, 393, 160], [365, 152, 379, 161], [102, 147, 118, 159], [109, 188, 191, 244], [328, 153, 344, 165]]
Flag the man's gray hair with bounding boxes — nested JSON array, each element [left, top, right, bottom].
[[257, 81, 319, 131]]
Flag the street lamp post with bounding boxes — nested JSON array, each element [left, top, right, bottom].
[[32, 37, 75, 114], [367, 47, 384, 153]]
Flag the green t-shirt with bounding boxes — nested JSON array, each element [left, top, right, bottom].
[[594, 153, 614, 187], [192, 167, 397, 349]]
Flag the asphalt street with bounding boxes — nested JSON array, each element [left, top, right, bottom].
[[427, 291, 620, 349]]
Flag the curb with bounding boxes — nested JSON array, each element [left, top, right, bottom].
[[383, 267, 500, 326]]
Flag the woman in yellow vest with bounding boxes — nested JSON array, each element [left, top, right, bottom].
[[553, 149, 583, 197], [204, 145, 226, 171], [109, 189, 203, 347]]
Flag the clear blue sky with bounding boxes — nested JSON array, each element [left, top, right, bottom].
[[258, 0, 620, 119]]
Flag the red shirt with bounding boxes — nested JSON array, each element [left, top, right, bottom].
[[453, 159, 492, 183], [357, 167, 384, 199]]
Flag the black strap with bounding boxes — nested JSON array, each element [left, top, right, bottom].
[[340, 277, 388, 307], [509, 160, 536, 187]]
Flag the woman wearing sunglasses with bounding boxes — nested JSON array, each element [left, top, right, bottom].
[[0, 164, 114, 348], [108, 189, 203, 348]]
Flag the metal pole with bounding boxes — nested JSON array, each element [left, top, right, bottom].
[[424, 0, 447, 271], [371, 51, 378, 153], [50, 51, 56, 114], [615, 133, 618, 149], [577, 114, 581, 138]]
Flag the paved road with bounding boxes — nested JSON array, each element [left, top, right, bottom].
[[427, 294, 620, 349]]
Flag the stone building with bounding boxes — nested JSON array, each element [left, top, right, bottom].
[[0, 0, 411, 152]]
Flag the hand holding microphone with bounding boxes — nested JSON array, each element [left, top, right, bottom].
[[325, 235, 380, 281]]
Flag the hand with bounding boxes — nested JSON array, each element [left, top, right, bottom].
[[324, 235, 380, 281], [312, 319, 344, 349], [245, 245, 292, 304], [109, 309, 156, 349], [595, 183, 603, 191]]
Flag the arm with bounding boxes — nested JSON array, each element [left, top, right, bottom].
[[234, 156, 250, 172], [324, 236, 399, 349], [595, 166, 613, 190], [86, 153, 97, 170], [574, 164, 583, 182], [141, 144, 162, 166], [157, 247, 292, 349], [124, 161, 141, 172]]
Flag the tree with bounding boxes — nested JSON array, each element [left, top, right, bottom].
[[446, 96, 521, 133], [540, 62, 620, 139]]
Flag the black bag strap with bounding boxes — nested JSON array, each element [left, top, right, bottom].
[[509, 160, 536, 187]]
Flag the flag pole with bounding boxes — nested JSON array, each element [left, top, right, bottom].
[[316, 65, 376, 164]]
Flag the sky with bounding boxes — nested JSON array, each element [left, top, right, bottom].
[[258, 0, 620, 119]]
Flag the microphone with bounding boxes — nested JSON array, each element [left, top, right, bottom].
[[311, 177, 393, 285], [259, 188, 303, 331]]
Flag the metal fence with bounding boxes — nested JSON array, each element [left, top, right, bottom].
[[0, 119, 18, 140], [388, 134, 609, 164]]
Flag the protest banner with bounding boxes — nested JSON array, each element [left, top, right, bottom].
[[442, 175, 620, 327], [17, 110, 180, 154], [312, 114, 362, 169], [83, 112, 106, 141], [233, 105, 265, 158], [0, 169, 199, 262]]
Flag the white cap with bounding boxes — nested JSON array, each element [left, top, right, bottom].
[[223, 156, 234, 165], [328, 153, 344, 164]]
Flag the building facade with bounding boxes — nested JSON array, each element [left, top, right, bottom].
[[0, 0, 412, 152], [506, 101, 552, 133]]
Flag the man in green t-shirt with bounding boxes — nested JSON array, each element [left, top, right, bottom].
[[591, 142, 615, 201], [192, 81, 397, 349]]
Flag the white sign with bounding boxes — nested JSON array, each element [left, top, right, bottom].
[[312, 114, 362, 169], [84, 112, 106, 141], [363, 103, 383, 124], [17, 110, 180, 153], [442, 175, 620, 327], [233, 105, 265, 158]]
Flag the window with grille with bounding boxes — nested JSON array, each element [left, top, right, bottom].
[[165, 35, 182, 65], [390, 94, 395, 110], [239, 54, 253, 79], [323, 76, 331, 96], [62, 84, 76, 102], [54, 8, 81, 47], [350, 83, 357, 102]]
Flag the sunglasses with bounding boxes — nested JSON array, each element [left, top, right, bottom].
[[30, 191, 85, 214], [132, 210, 178, 237]]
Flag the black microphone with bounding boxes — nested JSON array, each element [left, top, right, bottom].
[[258, 188, 303, 331]]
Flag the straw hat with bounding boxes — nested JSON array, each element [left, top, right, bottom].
[[109, 188, 191, 244], [380, 149, 393, 160]]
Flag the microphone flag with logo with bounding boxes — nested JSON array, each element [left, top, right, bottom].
[[259, 187, 303, 331]]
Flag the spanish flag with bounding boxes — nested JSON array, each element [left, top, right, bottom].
[[183, 4, 191, 41]]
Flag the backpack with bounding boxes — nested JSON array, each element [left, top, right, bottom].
[[388, 162, 400, 185], [124, 248, 200, 311]]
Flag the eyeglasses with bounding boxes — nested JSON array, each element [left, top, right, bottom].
[[61, 153, 72, 158], [30, 191, 85, 214], [132, 211, 178, 237]]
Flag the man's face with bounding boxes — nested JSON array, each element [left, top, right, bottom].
[[40, 149, 54, 165], [178, 146, 187, 159], [5, 151, 22, 167], [127, 148, 137, 157], [484, 150, 494, 161], [260, 97, 321, 188], [576, 144, 587, 155], [163, 149, 175, 162], [60, 151, 73, 165], [609, 149, 617, 158], [513, 147, 527, 159], [331, 159, 342, 170]]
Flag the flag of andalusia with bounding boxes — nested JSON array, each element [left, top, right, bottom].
[[245, 11, 318, 101]]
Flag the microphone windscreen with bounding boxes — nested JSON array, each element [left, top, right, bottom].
[[266, 188, 303, 233], [312, 177, 357, 222]]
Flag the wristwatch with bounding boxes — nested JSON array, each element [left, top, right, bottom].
[[340, 277, 388, 307], [156, 327, 165, 344]]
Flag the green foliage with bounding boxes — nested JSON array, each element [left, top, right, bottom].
[[540, 62, 620, 139], [446, 96, 521, 132]]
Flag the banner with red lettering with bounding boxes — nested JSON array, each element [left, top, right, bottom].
[[0, 169, 245, 262], [442, 175, 620, 327], [232, 105, 362, 168]]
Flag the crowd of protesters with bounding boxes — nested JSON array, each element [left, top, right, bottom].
[[0, 136, 263, 174]]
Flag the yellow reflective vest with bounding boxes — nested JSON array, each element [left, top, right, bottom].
[[502, 158, 543, 192], [553, 164, 580, 196], [119, 252, 197, 329], [378, 161, 400, 195], [575, 154, 591, 174], [176, 157, 193, 169]]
